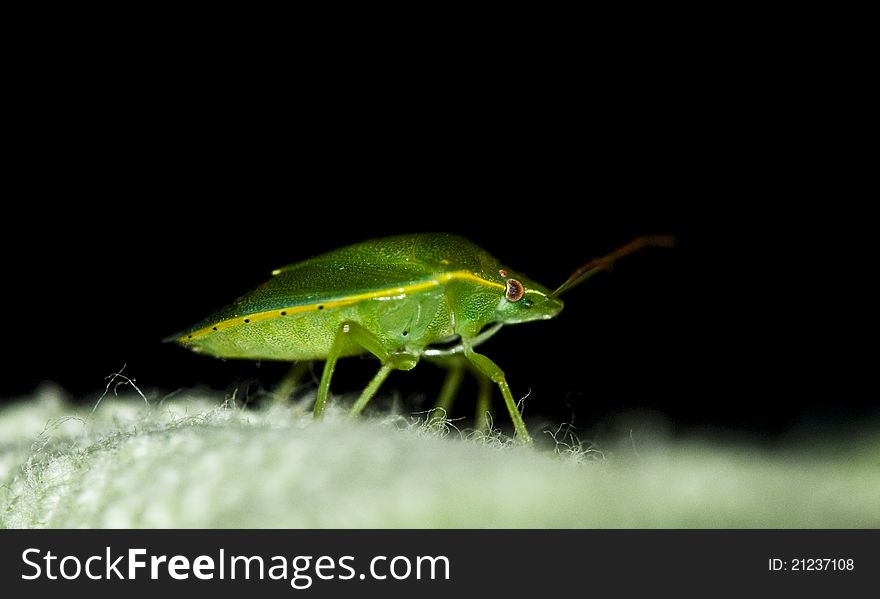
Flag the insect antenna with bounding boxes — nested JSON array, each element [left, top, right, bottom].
[[549, 235, 677, 298]]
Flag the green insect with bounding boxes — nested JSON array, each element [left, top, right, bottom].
[[168, 233, 673, 443]]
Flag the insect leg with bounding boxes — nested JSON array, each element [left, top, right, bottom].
[[272, 360, 311, 404], [349, 363, 395, 416], [462, 347, 532, 444], [314, 321, 400, 418], [432, 357, 466, 421], [474, 371, 493, 434]]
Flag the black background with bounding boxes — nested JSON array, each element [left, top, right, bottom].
[[2, 39, 875, 444]]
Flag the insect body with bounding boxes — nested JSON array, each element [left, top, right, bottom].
[[169, 233, 673, 443]]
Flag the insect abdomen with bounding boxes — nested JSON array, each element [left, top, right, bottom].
[[182, 287, 456, 361], [184, 306, 361, 361]]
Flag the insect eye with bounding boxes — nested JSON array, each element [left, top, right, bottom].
[[505, 278, 525, 302]]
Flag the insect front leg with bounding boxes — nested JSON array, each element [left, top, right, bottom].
[[462, 345, 532, 444]]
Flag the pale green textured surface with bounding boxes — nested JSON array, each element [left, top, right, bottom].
[[1, 387, 879, 528]]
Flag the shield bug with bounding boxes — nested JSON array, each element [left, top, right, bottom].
[[167, 233, 674, 443]]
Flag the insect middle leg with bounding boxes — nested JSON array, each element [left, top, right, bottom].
[[314, 321, 417, 418], [428, 355, 494, 432], [474, 371, 493, 434], [429, 356, 466, 421]]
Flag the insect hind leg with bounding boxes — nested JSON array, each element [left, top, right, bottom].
[[272, 360, 311, 404]]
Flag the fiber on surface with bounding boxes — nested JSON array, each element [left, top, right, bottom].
[[1, 387, 878, 528]]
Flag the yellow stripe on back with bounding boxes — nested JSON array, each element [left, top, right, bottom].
[[181, 271, 508, 341]]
